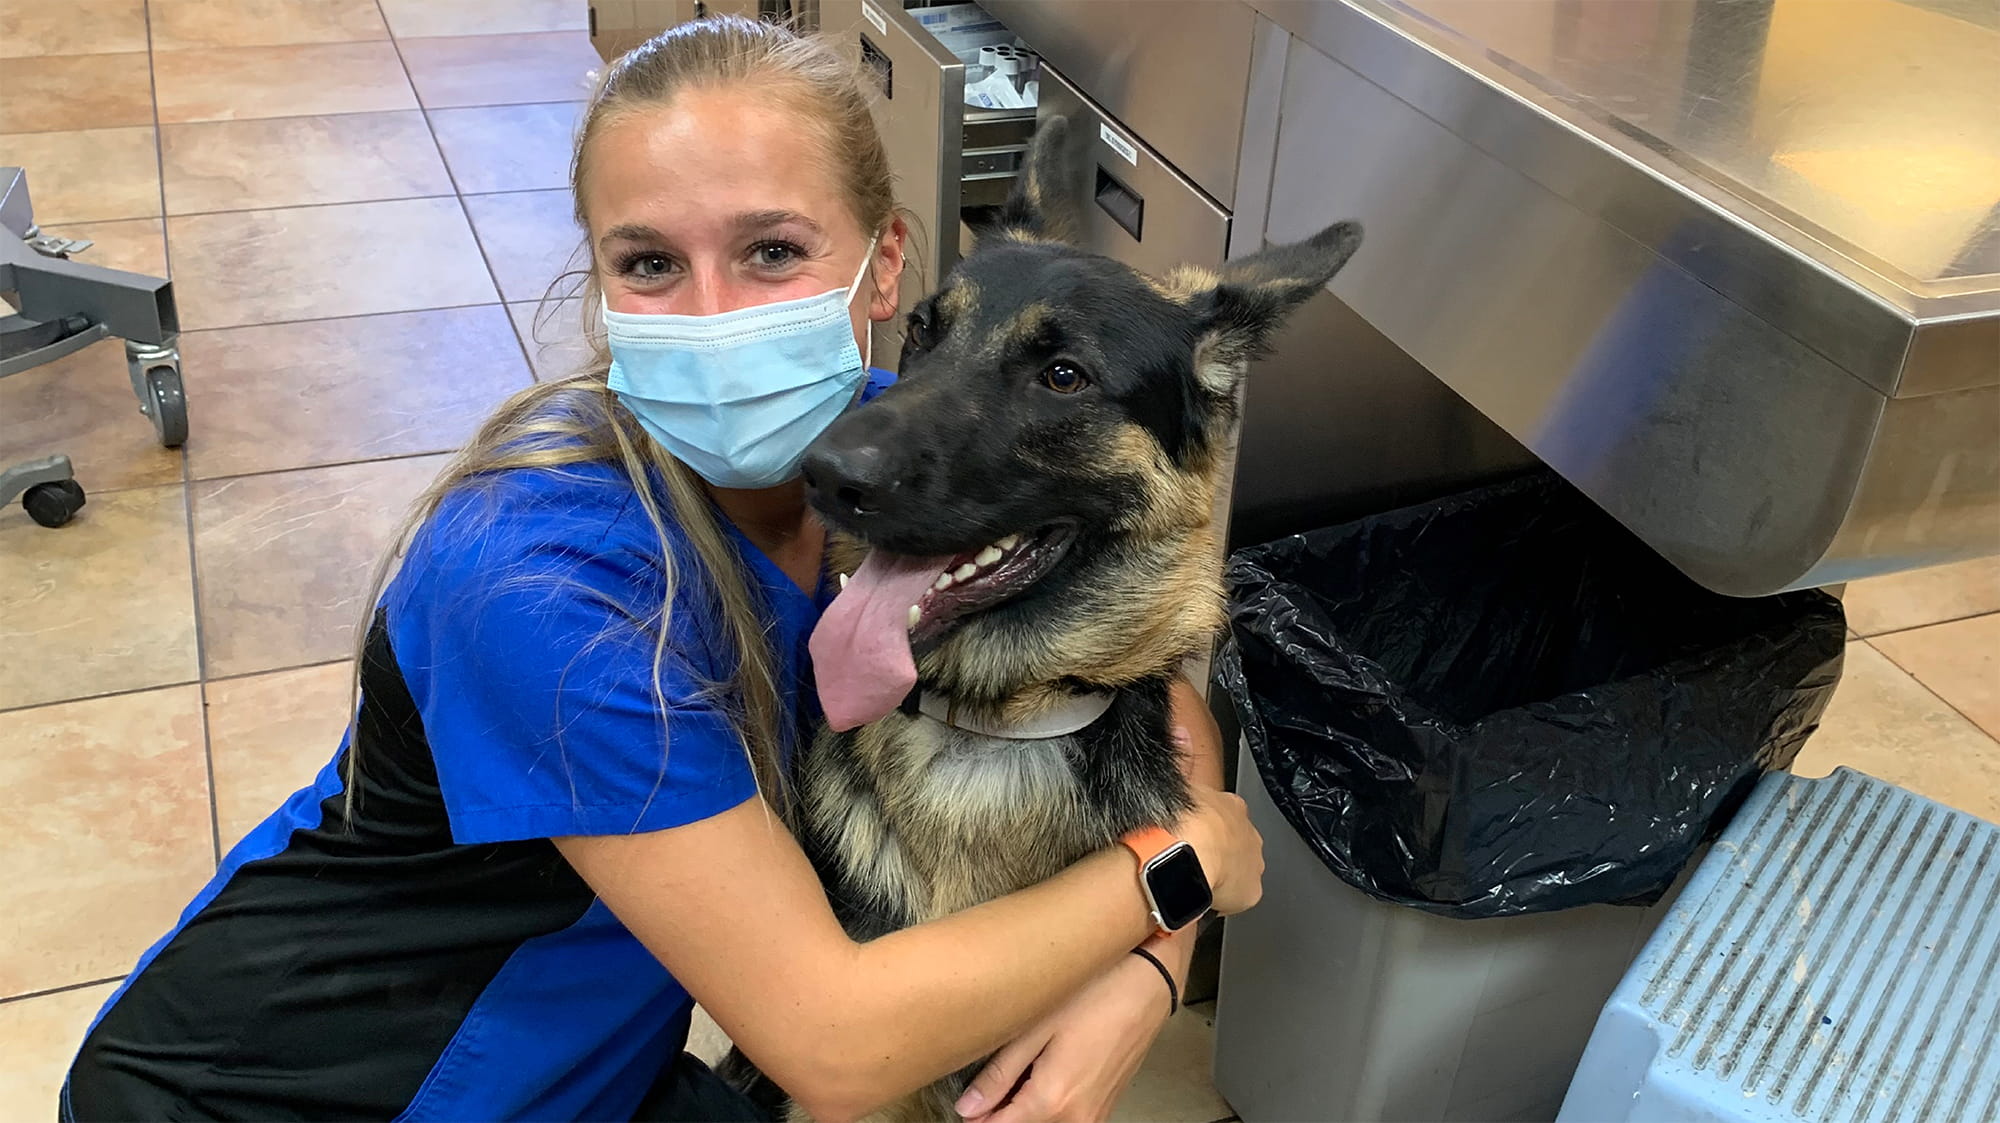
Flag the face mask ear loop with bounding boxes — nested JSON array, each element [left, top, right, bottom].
[[850, 237, 880, 372], [846, 237, 879, 301]]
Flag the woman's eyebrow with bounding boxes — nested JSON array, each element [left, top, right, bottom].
[[599, 222, 662, 248], [596, 214, 822, 249], [735, 210, 823, 235]]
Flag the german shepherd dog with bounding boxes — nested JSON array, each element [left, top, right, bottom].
[[737, 120, 1360, 1122]]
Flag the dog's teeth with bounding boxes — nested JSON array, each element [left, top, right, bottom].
[[975, 546, 1003, 566], [954, 563, 978, 581], [933, 572, 953, 591], [838, 572, 849, 590], [908, 604, 921, 629], [997, 534, 1020, 551]]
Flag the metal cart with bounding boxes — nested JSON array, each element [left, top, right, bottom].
[[1, 165, 185, 528]]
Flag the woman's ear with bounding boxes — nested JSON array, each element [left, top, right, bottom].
[[868, 215, 910, 322]]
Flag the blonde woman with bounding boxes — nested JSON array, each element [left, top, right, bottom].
[[64, 17, 1261, 1123]]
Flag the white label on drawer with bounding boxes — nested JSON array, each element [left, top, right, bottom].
[[1098, 121, 1139, 167], [861, 2, 887, 35]]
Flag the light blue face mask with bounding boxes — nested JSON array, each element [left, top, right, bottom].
[[604, 246, 876, 490]]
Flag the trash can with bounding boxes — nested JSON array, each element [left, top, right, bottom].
[[1210, 472, 1846, 1122]]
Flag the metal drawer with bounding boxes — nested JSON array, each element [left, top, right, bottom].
[[984, 0, 1257, 210], [819, 2, 1034, 359], [821, 2, 1236, 370], [1032, 67, 1230, 283], [587, 1, 770, 63]]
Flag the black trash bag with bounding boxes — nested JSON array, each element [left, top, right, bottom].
[[1216, 472, 1846, 920]]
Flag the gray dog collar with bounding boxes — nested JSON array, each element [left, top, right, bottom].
[[915, 690, 1118, 740]]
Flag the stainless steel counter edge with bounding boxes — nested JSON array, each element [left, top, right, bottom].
[[1249, 0, 2000, 400], [1253, 3, 1998, 593]]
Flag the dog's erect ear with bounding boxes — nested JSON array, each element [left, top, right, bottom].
[[1185, 221, 1363, 396], [988, 116, 1074, 244]]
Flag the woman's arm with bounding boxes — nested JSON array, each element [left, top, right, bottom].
[[556, 773, 1257, 1123], [398, 500, 1254, 1120]]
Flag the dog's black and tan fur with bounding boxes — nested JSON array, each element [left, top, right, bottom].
[[742, 121, 1359, 1122]]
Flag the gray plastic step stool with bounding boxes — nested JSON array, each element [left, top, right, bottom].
[[1560, 768, 2000, 1123]]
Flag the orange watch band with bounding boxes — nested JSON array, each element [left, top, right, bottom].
[[1121, 824, 1180, 865], [1122, 825, 1185, 938]]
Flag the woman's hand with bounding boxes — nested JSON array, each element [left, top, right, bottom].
[[1176, 783, 1263, 917], [953, 952, 1176, 1123]]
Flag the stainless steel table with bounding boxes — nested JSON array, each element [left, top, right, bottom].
[[1247, 0, 2000, 593]]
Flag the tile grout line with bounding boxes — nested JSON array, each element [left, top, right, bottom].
[[4, 97, 587, 141], [0, 655, 357, 720], [1, 100, 586, 144], [204, 656, 352, 687], [0, 975, 127, 1008], [140, 0, 225, 870], [16, 444, 467, 500], [6, 297, 540, 343], [0, 102, 584, 142], [376, 0, 559, 375], [1861, 636, 2000, 744], [138, 2, 171, 286], [174, 298, 558, 339], [1855, 607, 2000, 642], [175, 298, 502, 337], [137, 186, 568, 226], [0, 24, 588, 68]]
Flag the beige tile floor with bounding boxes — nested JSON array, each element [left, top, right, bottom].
[[1, 2, 1996, 1119], [0, 3, 1241, 1117]]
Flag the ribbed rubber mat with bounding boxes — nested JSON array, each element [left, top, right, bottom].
[[1560, 769, 2000, 1123]]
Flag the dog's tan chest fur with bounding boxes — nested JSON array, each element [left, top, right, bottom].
[[811, 717, 1111, 924]]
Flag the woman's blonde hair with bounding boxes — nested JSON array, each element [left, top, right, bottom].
[[342, 15, 897, 818]]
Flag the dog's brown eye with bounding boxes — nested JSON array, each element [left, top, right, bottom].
[[905, 305, 935, 353], [1040, 361, 1089, 394]]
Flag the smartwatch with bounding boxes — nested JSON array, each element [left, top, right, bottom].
[[1121, 825, 1213, 937]]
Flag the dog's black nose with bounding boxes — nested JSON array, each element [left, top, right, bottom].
[[801, 442, 892, 518]]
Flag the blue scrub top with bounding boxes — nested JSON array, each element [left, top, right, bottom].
[[68, 370, 895, 1123]]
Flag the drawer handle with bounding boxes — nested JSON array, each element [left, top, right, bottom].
[[861, 33, 892, 99], [1095, 166, 1143, 241]]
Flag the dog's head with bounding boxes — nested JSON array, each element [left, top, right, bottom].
[[804, 119, 1359, 712]]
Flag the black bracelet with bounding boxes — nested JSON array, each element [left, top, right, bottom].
[[1130, 946, 1180, 1016]]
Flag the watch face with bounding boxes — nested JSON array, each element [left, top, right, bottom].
[[1146, 844, 1212, 931]]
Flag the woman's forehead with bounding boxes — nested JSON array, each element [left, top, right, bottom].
[[586, 93, 854, 233]]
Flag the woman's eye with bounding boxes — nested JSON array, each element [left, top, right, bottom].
[[751, 241, 804, 268], [621, 253, 673, 279], [1039, 361, 1089, 394]]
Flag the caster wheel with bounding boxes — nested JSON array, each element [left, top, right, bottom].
[[23, 479, 86, 528], [145, 364, 188, 448]]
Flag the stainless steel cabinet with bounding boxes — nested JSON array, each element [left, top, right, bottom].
[[1031, 68, 1231, 281], [816, 1, 1527, 551], [1247, 0, 2000, 594], [819, 2, 1239, 370], [819, 1, 1037, 365], [983, 0, 1258, 210]]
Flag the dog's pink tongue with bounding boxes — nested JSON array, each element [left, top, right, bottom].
[[811, 548, 952, 731]]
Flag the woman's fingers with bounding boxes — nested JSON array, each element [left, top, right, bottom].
[[972, 1078, 1066, 1123], [1181, 786, 1264, 916], [957, 1025, 1051, 1119]]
